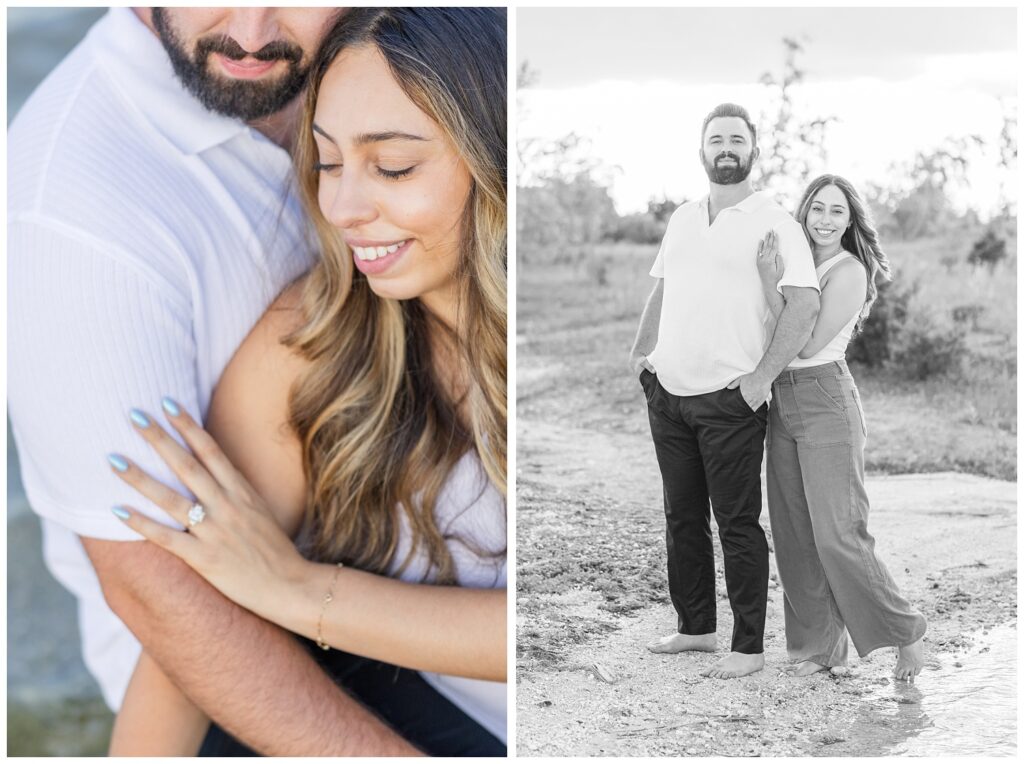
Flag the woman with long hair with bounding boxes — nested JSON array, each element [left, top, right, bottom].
[[105, 7, 506, 756], [757, 174, 927, 680]]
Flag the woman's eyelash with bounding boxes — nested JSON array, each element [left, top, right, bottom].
[[312, 163, 414, 179], [377, 166, 415, 179]]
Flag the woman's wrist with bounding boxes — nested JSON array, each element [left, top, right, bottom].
[[277, 559, 342, 642]]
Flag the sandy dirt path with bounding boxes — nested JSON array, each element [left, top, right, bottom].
[[516, 415, 1016, 757]]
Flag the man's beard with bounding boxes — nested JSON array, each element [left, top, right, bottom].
[[703, 151, 754, 185], [151, 9, 309, 121]]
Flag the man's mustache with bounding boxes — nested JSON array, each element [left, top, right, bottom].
[[714, 152, 741, 164], [195, 35, 303, 64]]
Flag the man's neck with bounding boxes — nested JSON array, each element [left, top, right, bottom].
[[247, 97, 303, 152], [132, 6, 300, 151], [707, 180, 756, 221]]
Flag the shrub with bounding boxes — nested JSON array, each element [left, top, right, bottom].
[[847, 278, 914, 367], [602, 213, 665, 244], [951, 304, 986, 329], [890, 309, 967, 380], [967, 229, 1007, 267]]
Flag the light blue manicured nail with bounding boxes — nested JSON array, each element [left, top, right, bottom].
[[129, 409, 151, 428], [161, 397, 181, 417], [111, 506, 131, 521], [107, 454, 129, 472]]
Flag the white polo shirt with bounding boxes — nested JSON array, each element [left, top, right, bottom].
[[8, 8, 313, 709], [648, 191, 818, 396]]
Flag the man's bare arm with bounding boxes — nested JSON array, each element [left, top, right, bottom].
[[756, 286, 820, 378], [732, 285, 820, 408], [629, 279, 664, 375], [84, 537, 422, 757]]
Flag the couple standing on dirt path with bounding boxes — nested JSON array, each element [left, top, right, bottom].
[[629, 103, 928, 682]]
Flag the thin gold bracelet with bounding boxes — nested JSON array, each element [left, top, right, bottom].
[[316, 562, 344, 651]]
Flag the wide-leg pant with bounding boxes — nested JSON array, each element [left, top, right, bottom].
[[766, 360, 927, 666], [642, 369, 769, 654]]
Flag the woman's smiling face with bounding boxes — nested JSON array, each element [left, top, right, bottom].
[[804, 183, 851, 252], [313, 45, 472, 318]]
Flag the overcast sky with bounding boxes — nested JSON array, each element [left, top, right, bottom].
[[519, 8, 1016, 93], [518, 7, 1017, 214]]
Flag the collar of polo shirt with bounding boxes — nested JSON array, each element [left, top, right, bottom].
[[91, 8, 252, 156], [698, 190, 772, 215]]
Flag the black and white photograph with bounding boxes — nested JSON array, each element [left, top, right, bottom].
[[516, 6, 1016, 757], [8, 6, 507, 756]]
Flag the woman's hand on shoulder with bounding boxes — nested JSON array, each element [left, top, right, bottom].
[[108, 401, 310, 621], [756, 229, 785, 290]]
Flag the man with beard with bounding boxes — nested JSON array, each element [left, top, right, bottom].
[[9, 8, 447, 755], [629, 103, 820, 679]]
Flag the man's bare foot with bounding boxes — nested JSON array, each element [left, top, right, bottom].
[[784, 660, 829, 677], [895, 637, 926, 682], [646, 632, 717, 654], [701, 651, 764, 679]]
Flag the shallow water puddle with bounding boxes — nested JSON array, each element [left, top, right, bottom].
[[852, 621, 1017, 756]]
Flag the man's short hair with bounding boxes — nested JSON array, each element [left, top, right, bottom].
[[701, 103, 757, 149]]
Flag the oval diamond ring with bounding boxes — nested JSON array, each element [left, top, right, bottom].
[[187, 502, 206, 527]]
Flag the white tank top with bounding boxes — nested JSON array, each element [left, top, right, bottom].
[[388, 450, 507, 743], [787, 252, 861, 369]]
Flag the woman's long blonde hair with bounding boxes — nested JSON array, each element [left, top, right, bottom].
[[286, 8, 506, 583]]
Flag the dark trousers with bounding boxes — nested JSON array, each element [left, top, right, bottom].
[[198, 636, 505, 757], [641, 369, 769, 654]]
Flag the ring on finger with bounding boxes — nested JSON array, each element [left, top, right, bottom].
[[187, 502, 207, 527]]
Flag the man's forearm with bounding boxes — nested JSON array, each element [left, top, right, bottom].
[[630, 280, 664, 371], [753, 292, 818, 382], [84, 538, 421, 757], [764, 286, 785, 320]]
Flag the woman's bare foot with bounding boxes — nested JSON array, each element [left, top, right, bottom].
[[784, 660, 829, 677], [701, 652, 764, 679], [645, 632, 717, 654], [895, 637, 926, 682]]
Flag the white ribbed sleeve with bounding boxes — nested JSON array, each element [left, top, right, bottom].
[[8, 218, 199, 541]]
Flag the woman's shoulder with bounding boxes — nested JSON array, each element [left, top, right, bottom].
[[221, 280, 312, 391], [824, 255, 868, 286], [820, 255, 869, 307], [207, 278, 312, 535]]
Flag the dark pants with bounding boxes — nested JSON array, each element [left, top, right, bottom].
[[641, 369, 769, 654], [198, 636, 505, 757]]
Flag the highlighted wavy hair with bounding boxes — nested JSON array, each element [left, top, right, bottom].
[[286, 8, 506, 583], [796, 174, 892, 332]]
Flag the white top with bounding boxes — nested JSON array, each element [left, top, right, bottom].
[[787, 252, 861, 369], [388, 451, 507, 744], [648, 192, 818, 396], [8, 8, 313, 709]]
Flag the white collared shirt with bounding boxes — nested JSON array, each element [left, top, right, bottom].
[[648, 191, 819, 396], [8, 8, 314, 709]]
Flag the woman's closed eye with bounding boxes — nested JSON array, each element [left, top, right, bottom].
[[314, 160, 342, 175], [376, 164, 416, 180], [313, 161, 416, 180]]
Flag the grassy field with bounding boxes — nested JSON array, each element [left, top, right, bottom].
[[518, 232, 1016, 480]]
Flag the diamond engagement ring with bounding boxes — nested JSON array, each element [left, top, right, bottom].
[[187, 503, 206, 527]]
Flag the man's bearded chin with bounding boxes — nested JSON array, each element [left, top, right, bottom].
[[151, 8, 309, 121], [703, 152, 754, 185]]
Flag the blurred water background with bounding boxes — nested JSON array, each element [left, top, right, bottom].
[[7, 7, 113, 756]]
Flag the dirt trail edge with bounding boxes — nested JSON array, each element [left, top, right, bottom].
[[516, 417, 1017, 757]]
